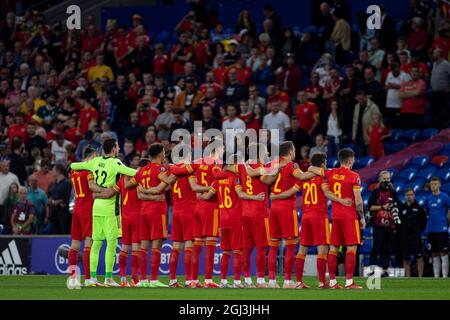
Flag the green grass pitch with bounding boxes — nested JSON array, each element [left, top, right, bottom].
[[1, 276, 450, 299]]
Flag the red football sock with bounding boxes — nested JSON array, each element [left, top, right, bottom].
[[295, 253, 305, 282], [256, 247, 267, 278], [139, 249, 149, 281], [191, 240, 204, 281], [243, 247, 252, 278], [328, 250, 338, 280], [184, 247, 193, 282], [317, 253, 327, 284], [205, 240, 216, 280], [83, 247, 90, 279], [345, 249, 356, 280], [169, 248, 180, 281], [150, 248, 161, 281], [233, 250, 242, 281], [268, 242, 279, 280], [119, 250, 128, 278], [220, 251, 231, 280], [68, 248, 78, 276], [284, 241, 296, 281], [131, 250, 139, 284]]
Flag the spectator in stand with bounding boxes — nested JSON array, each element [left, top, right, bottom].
[[201, 105, 221, 131], [123, 111, 145, 144], [27, 175, 49, 234], [25, 121, 48, 153], [281, 28, 299, 58], [222, 104, 246, 152], [408, 17, 429, 58], [276, 52, 301, 100], [87, 54, 114, 83], [262, 5, 282, 48], [0, 159, 19, 229], [48, 163, 72, 234], [247, 84, 266, 114], [329, 9, 351, 64], [224, 40, 240, 66], [10, 186, 36, 235], [368, 37, 385, 74], [262, 101, 290, 143], [30, 159, 54, 194], [223, 67, 247, 105], [95, 120, 118, 144], [75, 130, 100, 161], [399, 66, 427, 129], [309, 133, 327, 158], [236, 10, 257, 38], [3, 182, 19, 233], [377, 5, 397, 51], [380, 52, 400, 85], [326, 99, 343, 157], [352, 90, 381, 157], [285, 117, 310, 161], [367, 112, 390, 159], [170, 32, 194, 78], [252, 54, 275, 97], [357, 66, 384, 113], [9, 138, 27, 185], [430, 48, 450, 129], [78, 93, 98, 134], [306, 72, 324, 107], [315, 2, 335, 40], [169, 110, 192, 139], [297, 145, 311, 172], [426, 177, 450, 278], [155, 99, 175, 142], [338, 65, 358, 137], [194, 28, 212, 75], [400, 188, 427, 277], [174, 78, 204, 121], [50, 132, 71, 165], [136, 129, 157, 156], [385, 62, 411, 128], [295, 90, 320, 137], [7, 111, 27, 143], [402, 50, 429, 79]]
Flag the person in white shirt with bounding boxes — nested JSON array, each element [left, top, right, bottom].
[[326, 100, 343, 157], [0, 159, 20, 227], [51, 133, 72, 165], [262, 101, 291, 143], [222, 104, 246, 154], [384, 62, 410, 128]]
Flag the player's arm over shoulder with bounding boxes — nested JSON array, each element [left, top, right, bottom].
[[70, 157, 96, 171]]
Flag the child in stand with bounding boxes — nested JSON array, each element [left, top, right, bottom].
[[367, 113, 391, 159]]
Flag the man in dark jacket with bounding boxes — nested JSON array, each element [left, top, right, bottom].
[[400, 188, 428, 277]]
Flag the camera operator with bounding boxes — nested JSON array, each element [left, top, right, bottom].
[[399, 188, 427, 277], [368, 170, 401, 277]]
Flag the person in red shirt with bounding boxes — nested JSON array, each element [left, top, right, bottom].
[[261, 141, 318, 288], [153, 43, 170, 77], [232, 56, 253, 86], [271, 152, 352, 288], [81, 24, 102, 56], [194, 28, 211, 71], [199, 71, 222, 97], [64, 117, 83, 145], [295, 90, 320, 136], [276, 53, 302, 98], [212, 54, 228, 86], [367, 113, 391, 159], [67, 146, 97, 286], [112, 25, 132, 71], [322, 67, 341, 109], [7, 112, 28, 144], [317, 148, 366, 289], [401, 51, 429, 79], [78, 94, 98, 134], [128, 143, 175, 287], [407, 17, 429, 57], [399, 66, 427, 129], [170, 32, 194, 77], [267, 85, 290, 115], [305, 72, 324, 106], [430, 28, 450, 61]]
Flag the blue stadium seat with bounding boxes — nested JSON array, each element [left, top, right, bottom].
[[411, 177, 427, 188], [393, 177, 408, 185], [361, 183, 368, 193], [358, 156, 374, 168], [393, 182, 405, 193], [415, 190, 430, 198], [303, 25, 318, 33], [435, 169, 450, 182], [416, 168, 437, 180], [398, 168, 417, 181], [403, 163, 420, 172], [397, 193, 406, 203], [419, 128, 438, 140], [415, 195, 427, 206], [405, 182, 422, 193], [387, 168, 399, 180], [326, 157, 338, 168], [391, 129, 403, 141], [410, 156, 430, 168], [401, 129, 420, 142], [362, 194, 369, 207], [443, 183, 450, 195], [388, 142, 408, 154], [156, 31, 170, 42]]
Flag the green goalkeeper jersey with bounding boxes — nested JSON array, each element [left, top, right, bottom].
[[70, 156, 137, 217]]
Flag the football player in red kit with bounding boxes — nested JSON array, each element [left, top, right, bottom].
[[271, 152, 352, 288], [261, 141, 318, 288], [310, 148, 366, 289]]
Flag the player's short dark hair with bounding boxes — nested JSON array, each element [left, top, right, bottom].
[[338, 148, 355, 164], [311, 152, 327, 167], [148, 143, 164, 158], [83, 145, 95, 159], [103, 138, 117, 154], [139, 158, 150, 167], [279, 141, 294, 157], [430, 176, 441, 183], [404, 187, 415, 194]]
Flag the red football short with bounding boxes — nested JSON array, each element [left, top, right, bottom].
[[220, 225, 243, 251], [139, 203, 168, 241], [193, 204, 219, 238], [171, 206, 195, 242], [242, 216, 270, 248], [299, 216, 330, 246], [269, 206, 299, 239], [71, 204, 92, 241], [330, 218, 361, 246], [122, 216, 140, 245]]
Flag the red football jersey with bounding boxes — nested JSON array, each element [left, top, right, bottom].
[[117, 176, 141, 219], [217, 174, 242, 229], [133, 162, 168, 214], [300, 175, 328, 219], [70, 170, 93, 207], [270, 161, 301, 209], [237, 163, 269, 218], [324, 167, 361, 219], [192, 157, 220, 208]]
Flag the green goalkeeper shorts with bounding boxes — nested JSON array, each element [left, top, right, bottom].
[[92, 215, 122, 241]]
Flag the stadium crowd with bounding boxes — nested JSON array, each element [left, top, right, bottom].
[[0, 0, 448, 276]]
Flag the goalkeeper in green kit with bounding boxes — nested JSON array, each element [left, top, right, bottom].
[[70, 138, 137, 287]]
